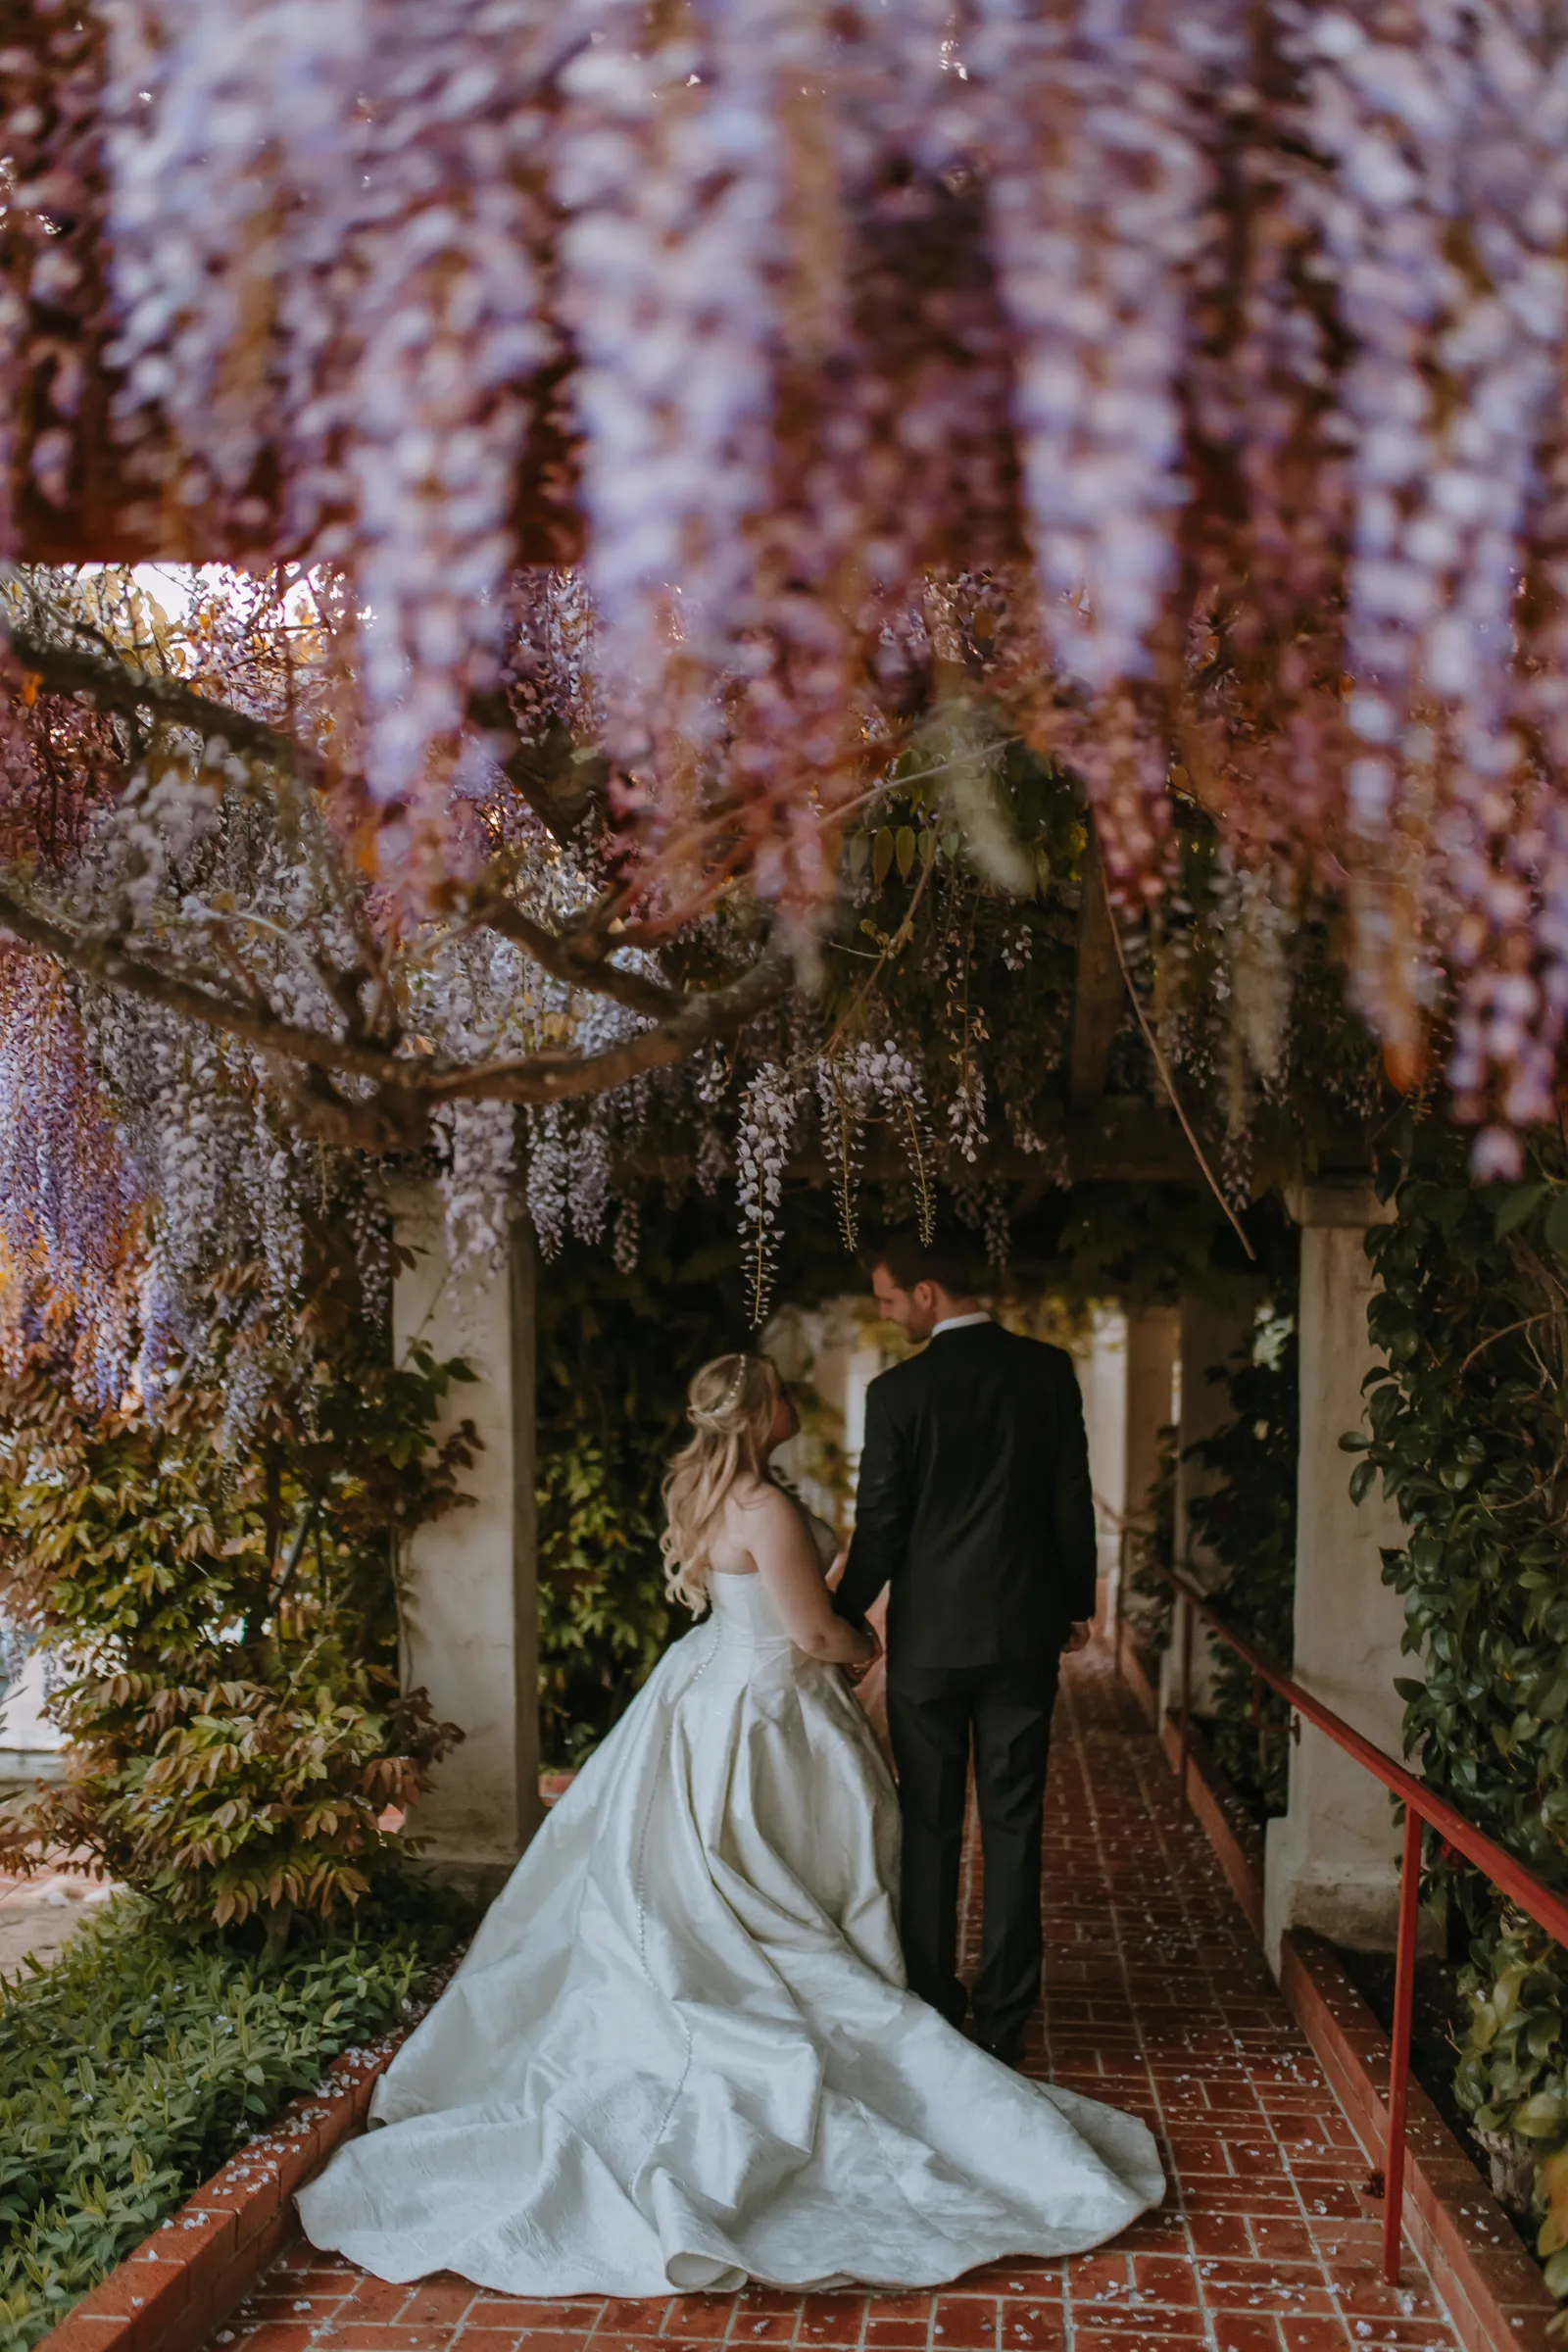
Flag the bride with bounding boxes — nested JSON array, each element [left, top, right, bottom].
[[297, 1352, 1163, 2293]]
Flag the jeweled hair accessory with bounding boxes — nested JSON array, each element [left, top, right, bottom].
[[691, 1357, 752, 1429]]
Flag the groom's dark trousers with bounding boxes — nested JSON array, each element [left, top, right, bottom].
[[834, 1320, 1097, 2062]]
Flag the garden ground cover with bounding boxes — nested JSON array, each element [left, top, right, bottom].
[[0, 1880, 472, 2352]]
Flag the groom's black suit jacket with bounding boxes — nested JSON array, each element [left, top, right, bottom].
[[835, 1320, 1098, 1669]]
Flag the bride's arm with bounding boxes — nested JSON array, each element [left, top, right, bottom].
[[742, 1488, 877, 1665]]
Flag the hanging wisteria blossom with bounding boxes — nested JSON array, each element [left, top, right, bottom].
[[4, 0, 1568, 1352], [735, 1062, 804, 1324]]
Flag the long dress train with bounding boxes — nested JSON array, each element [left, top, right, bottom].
[[296, 1571, 1164, 2293]]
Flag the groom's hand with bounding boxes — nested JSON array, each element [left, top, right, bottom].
[[1062, 1621, 1093, 1653], [843, 1631, 882, 1685]]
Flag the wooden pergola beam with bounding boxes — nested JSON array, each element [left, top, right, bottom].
[[8, 384, 584, 569], [632, 1102, 1204, 1193], [1057, 1103, 1196, 1184]]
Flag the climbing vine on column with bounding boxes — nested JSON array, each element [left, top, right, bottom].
[[1360, 1128, 1568, 2297], [1184, 1311, 1299, 1818]]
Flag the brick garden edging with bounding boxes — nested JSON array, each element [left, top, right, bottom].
[[1118, 1627, 1267, 1937], [1155, 1707, 1267, 1942], [1115, 1623, 1161, 1729], [1116, 1634, 1559, 2352], [1282, 1928, 1558, 2352], [34, 2034, 407, 2352]]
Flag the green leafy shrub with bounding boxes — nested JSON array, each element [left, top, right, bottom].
[[0, 1242, 475, 1938], [1361, 1130, 1568, 2307], [0, 1881, 473, 2352]]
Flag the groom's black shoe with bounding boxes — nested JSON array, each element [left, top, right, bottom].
[[979, 2037, 1025, 2071]]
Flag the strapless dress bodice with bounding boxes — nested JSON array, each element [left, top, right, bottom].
[[704, 1570, 795, 1651]]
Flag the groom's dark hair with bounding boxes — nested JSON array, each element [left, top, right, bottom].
[[862, 1229, 980, 1297]]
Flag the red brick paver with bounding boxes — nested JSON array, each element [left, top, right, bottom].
[[210, 1644, 1468, 2352]]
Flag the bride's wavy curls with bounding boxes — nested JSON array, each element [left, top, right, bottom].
[[661, 1353, 782, 1615]]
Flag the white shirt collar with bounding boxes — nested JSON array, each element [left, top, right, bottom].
[[930, 1310, 992, 1338]]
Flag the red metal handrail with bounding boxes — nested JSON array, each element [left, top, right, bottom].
[[1119, 1560, 1568, 2285]]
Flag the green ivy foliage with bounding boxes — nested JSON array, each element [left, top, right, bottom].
[[536, 1419, 669, 1772], [0, 1240, 476, 1939], [0, 1882, 471, 2352], [1361, 1128, 1568, 2301], [1185, 1314, 1299, 1817], [1051, 1186, 1247, 1308], [535, 1204, 751, 1766]]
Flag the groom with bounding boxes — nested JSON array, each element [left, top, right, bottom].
[[834, 1231, 1097, 2068]]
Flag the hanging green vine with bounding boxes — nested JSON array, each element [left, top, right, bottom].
[[1360, 1125, 1568, 2308]]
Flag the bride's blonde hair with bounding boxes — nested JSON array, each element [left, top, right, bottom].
[[661, 1352, 783, 1615]]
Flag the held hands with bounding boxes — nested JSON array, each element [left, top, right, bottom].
[[842, 1627, 882, 1685], [1061, 1621, 1093, 1653]]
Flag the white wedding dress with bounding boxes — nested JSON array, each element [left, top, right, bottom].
[[297, 1570, 1164, 2293]]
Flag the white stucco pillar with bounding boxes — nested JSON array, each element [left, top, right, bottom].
[[391, 1181, 542, 1896], [1161, 1278, 1264, 1712], [1264, 1180, 1408, 1970], [1119, 1303, 1179, 1633], [843, 1340, 886, 1487], [0, 1648, 65, 1788], [1078, 1307, 1129, 1623]]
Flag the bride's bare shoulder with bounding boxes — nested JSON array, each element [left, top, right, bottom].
[[731, 1481, 822, 1576], [728, 1473, 793, 1521], [708, 1476, 788, 1575], [725, 1478, 808, 1549]]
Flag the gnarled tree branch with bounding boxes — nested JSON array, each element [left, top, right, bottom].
[[473, 891, 680, 1022], [422, 942, 788, 1109], [466, 694, 605, 844], [0, 877, 786, 1148], [4, 613, 321, 781], [0, 596, 789, 1148], [0, 884, 400, 1082], [2, 606, 663, 1024]]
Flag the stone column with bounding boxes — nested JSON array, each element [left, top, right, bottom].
[[1264, 1180, 1407, 1970], [1077, 1306, 1129, 1630], [391, 1181, 542, 1898], [844, 1338, 888, 1480], [1160, 1278, 1264, 1713], [1119, 1303, 1178, 1633]]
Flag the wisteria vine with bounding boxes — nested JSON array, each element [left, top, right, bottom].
[[4, 0, 1568, 1387], [3, 1, 1568, 1174]]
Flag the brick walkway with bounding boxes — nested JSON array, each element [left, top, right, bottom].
[[214, 1643, 1468, 2352]]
